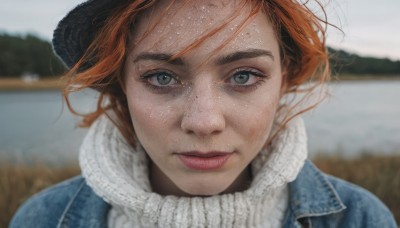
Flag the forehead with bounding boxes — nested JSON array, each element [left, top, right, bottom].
[[131, 0, 277, 58]]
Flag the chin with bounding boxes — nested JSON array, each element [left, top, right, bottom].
[[182, 184, 228, 196], [172, 166, 251, 196], [176, 175, 235, 196]]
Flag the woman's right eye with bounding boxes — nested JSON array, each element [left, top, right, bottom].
[[139, 70, 179, 90]]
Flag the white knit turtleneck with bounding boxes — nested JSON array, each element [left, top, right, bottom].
[[79, 116, 308, 228]]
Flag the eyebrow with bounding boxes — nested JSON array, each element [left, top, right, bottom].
[[215, 49, 275, 65], [133, 53, 184, 65], [133, 48, 274, 66]]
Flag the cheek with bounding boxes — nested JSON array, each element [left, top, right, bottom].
[[230, 87, 281, 144], [247, 101, 278, 139], [125, 89, 177, 145]]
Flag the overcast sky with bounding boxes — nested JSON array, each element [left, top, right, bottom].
[[1, 0, 399, 60]]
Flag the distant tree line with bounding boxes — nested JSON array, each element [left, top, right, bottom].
[[0, 33, 400, 78], [329, 48, 400, 76], [0, 33, 66, 78]]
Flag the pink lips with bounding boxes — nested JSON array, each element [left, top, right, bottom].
[[177, 151, 232, 171]]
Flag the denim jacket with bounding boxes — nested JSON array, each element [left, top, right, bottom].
[[10, 160, 397, 227]]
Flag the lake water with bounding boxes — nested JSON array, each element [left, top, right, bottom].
[[1, 80, 399, 164], [303, 81, 400, 157]]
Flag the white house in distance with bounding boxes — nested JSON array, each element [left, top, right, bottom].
[[21, 72, 39, 83]]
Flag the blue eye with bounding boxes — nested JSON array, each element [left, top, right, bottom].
[[227, 68, 268, 92], [141, 71, 177, 87], [139, 70, 181, 93], [230, 69, 265, 85], [233, 72, 250, 84], [156, 73, 173, 85]]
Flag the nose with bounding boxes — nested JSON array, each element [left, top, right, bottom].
[[181, 85, 226, 137]]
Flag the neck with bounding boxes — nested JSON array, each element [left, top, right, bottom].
[[150, 162, 252, 197]]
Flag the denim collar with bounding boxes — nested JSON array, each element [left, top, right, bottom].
[[57, 160, 346, 227], [284, 160, 346, 227], [57, 176, 110, 228]]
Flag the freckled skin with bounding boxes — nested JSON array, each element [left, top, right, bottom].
[[124, 0, 283, 196]]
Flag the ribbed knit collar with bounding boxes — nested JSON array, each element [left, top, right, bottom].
[[79, 116, 308, 227]]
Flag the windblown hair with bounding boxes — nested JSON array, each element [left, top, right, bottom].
[[63, 0, 332, 147]]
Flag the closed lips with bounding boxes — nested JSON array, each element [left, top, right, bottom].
[[177, 151, 233, 170]]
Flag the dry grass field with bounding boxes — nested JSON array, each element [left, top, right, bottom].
[[1, 163, 80, 226], [1, 155, 399, 226]]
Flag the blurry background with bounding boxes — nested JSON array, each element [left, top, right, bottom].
[[1, 0, 399, 225]]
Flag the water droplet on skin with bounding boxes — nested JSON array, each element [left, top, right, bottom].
[[159, 107, 173, 125]]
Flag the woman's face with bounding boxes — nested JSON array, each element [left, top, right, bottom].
[[124, 0, 283, 196]]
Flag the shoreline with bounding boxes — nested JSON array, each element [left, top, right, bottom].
[[1, 76, 400, 91], [331, 74, 400, 81], [0, 78, 65, 91]]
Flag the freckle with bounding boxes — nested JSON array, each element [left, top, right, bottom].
[[148, 112, 154, 120]]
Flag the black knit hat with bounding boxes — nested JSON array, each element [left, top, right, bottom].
[[52, 0, 126, 71]]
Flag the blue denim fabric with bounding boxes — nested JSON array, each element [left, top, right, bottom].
[[10, 160, 397, 228]]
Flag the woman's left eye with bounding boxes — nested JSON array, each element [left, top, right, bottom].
[[232, 72, 251, 84], [227, 69, 267, 89]]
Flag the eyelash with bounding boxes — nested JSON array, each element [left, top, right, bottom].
[[139, 68, 268, 93]]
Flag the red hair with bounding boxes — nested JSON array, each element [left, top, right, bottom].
[[63, 0, 332, 146]]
